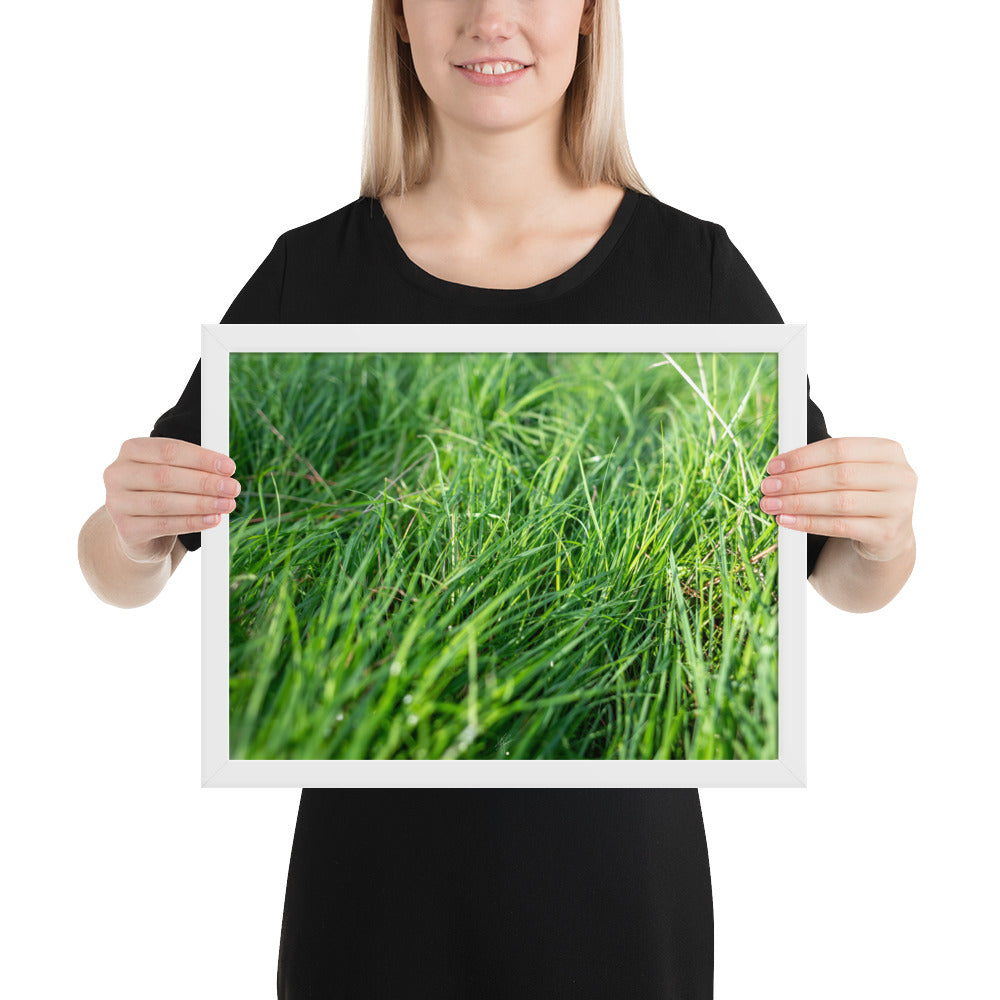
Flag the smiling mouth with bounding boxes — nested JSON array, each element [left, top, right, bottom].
[[456, 61, 529, 76]]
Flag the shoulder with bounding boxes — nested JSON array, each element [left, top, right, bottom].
[[226, 197, 383, 323], [629, 191, 725, 246], [632, 191, 714, 228], [275, 196, 378, 253], [628, 191, 780, 322]]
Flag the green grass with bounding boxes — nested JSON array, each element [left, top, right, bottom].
[[228, 351, 779, 761]]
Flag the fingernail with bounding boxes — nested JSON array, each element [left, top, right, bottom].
[[767, 459, 785, 474], [761, 497, 782, 512], [215, 458, 236, 474], [762, 478, 782, 493], [777, 514, 796, 526], [203, 513, 221, 526]]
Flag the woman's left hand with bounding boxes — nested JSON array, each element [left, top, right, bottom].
[[759, 437, 917, 562]]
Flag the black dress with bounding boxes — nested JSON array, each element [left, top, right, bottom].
[[152, 188, 831, 999]]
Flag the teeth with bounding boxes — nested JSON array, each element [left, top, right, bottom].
[[463, 61, 525, 75]]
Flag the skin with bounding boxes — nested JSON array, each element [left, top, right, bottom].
[[761, 436, 917, 612], [79, 0, 917, 614], [78, 438, 239, 607], [398, 0, 590, 138], [381, 0, 626, 289]]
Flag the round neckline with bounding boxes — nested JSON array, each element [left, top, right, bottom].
[[369, 188, 639, 305]]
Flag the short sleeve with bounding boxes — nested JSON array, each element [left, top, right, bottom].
[[147, 233, 287, 551], [708, 224, 831, 577], [806, 377, 831, 578], [220, 233, 287, 323], [709, 225, 781, 323], [150, 361, 203, 551]]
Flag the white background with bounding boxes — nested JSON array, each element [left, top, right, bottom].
[[4, 1, 997, 997]]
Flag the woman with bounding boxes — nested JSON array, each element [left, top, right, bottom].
[[79, 1, 917, 995]]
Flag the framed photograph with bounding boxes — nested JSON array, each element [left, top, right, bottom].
[[201, 324, 807, 788]]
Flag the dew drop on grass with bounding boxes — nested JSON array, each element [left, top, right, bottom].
[[390, 660, 402, 676], [407, 713, 419, 726], [403, 694, 413, 704], [335, 713, 344, 722]]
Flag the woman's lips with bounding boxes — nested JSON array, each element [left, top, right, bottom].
[[455, 64, 531, 87]]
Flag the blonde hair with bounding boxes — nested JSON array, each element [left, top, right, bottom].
[[360, 0, 652, 199]]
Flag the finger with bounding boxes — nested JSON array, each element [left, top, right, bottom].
[[773, 512, 883, 542], [766, 437, 903, 475], [760, 462, 901, 496], [113, 490, 239, 519], [121, 437, 237, 476], [115, 510, 229, 550], [112, 461, 242, 499], [759, 490, 896, 519]]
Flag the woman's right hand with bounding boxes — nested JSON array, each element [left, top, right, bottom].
[[103, 437, 241, 562]]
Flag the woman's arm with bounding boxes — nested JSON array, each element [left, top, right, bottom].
[[78, 506, 187, 609], [807, 532, 916, 613], [759, 436, 918, 613], [78, 436, 240, 609]]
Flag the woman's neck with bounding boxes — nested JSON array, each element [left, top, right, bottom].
[[403, 113, 585, 237]]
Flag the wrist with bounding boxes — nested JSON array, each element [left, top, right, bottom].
[[116, 530, 176, 566], [850, 529, 916, 564]]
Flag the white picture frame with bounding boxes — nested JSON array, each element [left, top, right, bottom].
[[201, 324, 807, 788]]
